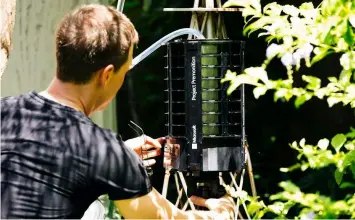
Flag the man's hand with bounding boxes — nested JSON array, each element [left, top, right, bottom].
[[124, 136, 165, 167], [190, 194, 235, 219]]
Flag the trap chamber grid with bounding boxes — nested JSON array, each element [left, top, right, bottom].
[[164, 39, 246, 174]]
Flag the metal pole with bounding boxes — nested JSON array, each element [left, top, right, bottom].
[[116, 0, 125, 12]]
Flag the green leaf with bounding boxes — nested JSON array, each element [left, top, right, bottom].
[[247, 200, 265, 215], [274, 89, 287, 102], [302, 75, 321, 90], [280, 163, 301, 172], [279, 181, 300, 193], [311, 47, 332, 65], [343, 150, 355, 168], [351, 162, 355, 177], [323, 26, 335, 45], [328, 77, 338, 83], [294, 93, 312, 108], [299, 2, 314, 11], [339, 182, 355, 189], [334, 168, 343, 185], [243, 17, 275, 36], [253, 86, 268, 99], [331, 133, 347, 152], [344, 22, 355, 47]]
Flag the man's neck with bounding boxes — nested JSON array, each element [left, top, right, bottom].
[[40, 78, 97, 116]]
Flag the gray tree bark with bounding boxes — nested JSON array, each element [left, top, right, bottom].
[[1, 0, 116, 132], [0, 0, 16, 79]]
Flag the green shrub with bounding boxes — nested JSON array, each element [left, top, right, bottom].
[[221, 0, 355, 219]]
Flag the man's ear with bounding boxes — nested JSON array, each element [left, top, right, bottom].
[[98, 64, 115, 87]]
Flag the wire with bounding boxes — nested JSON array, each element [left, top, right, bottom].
[[128, 120, 153, 176]]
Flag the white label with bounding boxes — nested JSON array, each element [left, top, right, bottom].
[[192, 144, 197, 149], [192, 124, 197, 144], [191, 56, 197, 101]]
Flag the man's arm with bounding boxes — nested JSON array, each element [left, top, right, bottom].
[[96, 134, 234, 219], [115, 188, 235, 219]]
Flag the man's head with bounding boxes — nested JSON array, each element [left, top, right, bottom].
[[55, 4, 138, 111]]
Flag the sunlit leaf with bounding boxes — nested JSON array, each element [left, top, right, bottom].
[[242, 7, 258, 18], [340, 52, 352, 70], [331, 133, 347, 152], [300, 138, 306, 147], [294, 93, 312, 108], [243, 17, 275, 36], [327, 97, 342, 107], [346, 127, 355, 138], [279, 181, 300, 193], [350, 14, 355, 28], [328, 77, 338, 83], [264, 2, 282, 16], [222, 0, 249, 8], [311, 47, 332, 65], [253, 86, 268, 99], [302, 75, 321, 90], [282, 5, 299, 17], [247, 200, 265, 215], [245, 67, 268, 82], [274, 88, 288, 102], [299, 2, 314, 11], [267, 202, 284, 215], [318, 139, 330, 150]]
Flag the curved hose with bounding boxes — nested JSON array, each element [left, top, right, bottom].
[[131, 28, 205, 69]]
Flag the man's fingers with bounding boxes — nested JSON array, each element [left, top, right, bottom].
[[156, 137, 166, 144], [143, 159, 156, 167], [190, 196, 208, 208], [143, 136, 163, 150], [142, 149, 161, 159]]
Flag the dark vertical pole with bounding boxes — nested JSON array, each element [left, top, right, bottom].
[[185, 41, 202, 176], [240, 42, 246, 156], [168, 44, 173, 136]]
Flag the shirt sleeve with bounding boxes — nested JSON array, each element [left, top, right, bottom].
[[92, 133, 152, 201]]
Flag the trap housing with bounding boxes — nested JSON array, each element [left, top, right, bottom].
[[163, 39, 246, 176]]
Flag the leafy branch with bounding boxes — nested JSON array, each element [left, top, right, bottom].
[[221, 0, 355, 219], [221, 0, 355, 109]]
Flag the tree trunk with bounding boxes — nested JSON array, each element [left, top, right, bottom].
[[0, 0, 116, 132], [0, 0, 16, 79]]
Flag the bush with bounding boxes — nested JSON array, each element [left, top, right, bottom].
[[221, 0, 355, 219]]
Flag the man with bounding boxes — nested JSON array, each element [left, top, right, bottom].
[[1, 4, 235, 219]]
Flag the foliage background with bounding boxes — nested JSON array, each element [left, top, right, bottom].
[[110, 0, 355, 218]]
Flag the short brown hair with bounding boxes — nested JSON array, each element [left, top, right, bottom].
[[55, 4, 138, 84]]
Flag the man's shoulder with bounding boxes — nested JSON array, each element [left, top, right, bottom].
[[1, 93, 29, 106]]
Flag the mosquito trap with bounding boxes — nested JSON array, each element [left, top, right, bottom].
[[163, 39, 246, 177]]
